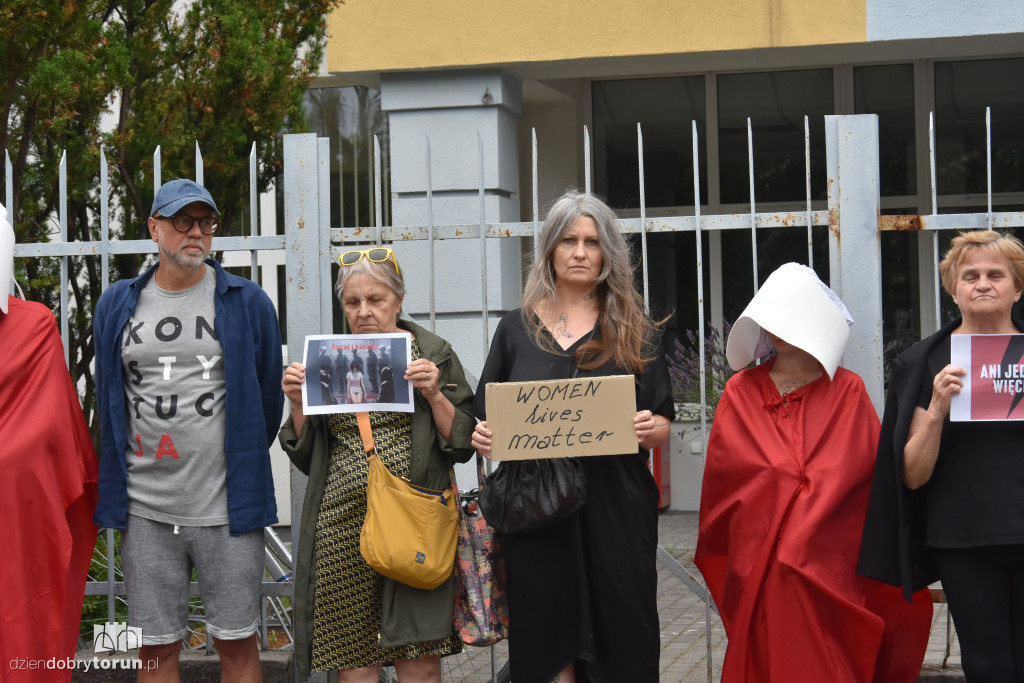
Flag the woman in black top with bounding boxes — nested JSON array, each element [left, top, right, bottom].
[[860, 229, 1024, 681], [470, 191, 674, 683]]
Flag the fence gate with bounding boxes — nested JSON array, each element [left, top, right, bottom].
[[11, 109, 1015, 680], [279, 114, 895, 682]]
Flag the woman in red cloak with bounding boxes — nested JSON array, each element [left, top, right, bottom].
[[694, 263, 932, 683], [0, 204, 98, 682]]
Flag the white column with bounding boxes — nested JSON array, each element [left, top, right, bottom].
[[382, 69, 524, 379], [826, 114, 885, 415]]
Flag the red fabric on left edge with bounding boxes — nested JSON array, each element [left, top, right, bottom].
[[695, 361, 931, 683], [0, 296, 98, 682]]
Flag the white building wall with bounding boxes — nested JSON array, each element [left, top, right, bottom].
[[517, 83, 585, 219], [382, 69, 524, 378], [867, 0, 1024, 40], [381, 69, 526, 489]]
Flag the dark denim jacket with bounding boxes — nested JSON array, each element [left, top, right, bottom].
[[93, 259, 283, 534]]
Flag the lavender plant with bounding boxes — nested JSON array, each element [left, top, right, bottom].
[[666, 321, 740, 419]]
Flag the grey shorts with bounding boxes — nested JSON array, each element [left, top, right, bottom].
[[122, 514, 264, 646]]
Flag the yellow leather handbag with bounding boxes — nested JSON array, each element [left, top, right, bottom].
[[357, 413, 458, 590]]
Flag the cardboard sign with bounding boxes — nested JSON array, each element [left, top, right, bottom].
[[484, 374, 638, 460], [950, 333, 1024, 421]]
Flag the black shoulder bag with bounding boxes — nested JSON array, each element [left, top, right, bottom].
[[477, 334, 590, 534]]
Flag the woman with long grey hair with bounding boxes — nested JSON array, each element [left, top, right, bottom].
[[471, 190, 674, 682]]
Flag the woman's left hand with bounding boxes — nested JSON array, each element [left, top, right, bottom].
[[406, 357, 458, 442], [406, 358, 442, 400], [634, 410, 669, 450]]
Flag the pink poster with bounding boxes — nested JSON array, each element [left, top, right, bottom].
[[950, 334, 1024, 421]]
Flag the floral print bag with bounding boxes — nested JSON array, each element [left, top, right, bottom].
[[452, 454, 509, 646]]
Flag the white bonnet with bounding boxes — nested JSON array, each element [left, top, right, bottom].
[[725, 263, 853, 379]]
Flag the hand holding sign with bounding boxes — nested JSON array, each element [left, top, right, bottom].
[[299, 333, 413, 414], [930, 364, 965, 420], [633, 409, 669, 451], [471, 421, 494, 458]]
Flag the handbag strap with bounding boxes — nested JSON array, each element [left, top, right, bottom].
[[360, 408, 457, 497], [475, 452, 487, 487], [355, 411, 375, 456]]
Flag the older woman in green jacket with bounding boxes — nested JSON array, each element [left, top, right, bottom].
[[279, 247, 476, 683]]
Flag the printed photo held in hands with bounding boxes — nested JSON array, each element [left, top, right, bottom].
[[300, 333, 412, 414]]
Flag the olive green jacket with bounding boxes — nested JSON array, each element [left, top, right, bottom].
[[279, 319, 476, 679]]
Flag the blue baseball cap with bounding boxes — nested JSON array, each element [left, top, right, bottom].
[[151, 179, 219, 217]]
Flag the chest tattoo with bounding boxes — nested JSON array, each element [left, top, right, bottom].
[[552, 314, 573, 339]]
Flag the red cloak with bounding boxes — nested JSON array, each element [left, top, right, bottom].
[[1, 296, 98, 682], [694, 362, 931, 683]]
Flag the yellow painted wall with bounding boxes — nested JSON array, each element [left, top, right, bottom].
[[326, 0, 866, 74]]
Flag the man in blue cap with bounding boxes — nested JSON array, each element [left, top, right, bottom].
[[93, 179, 283, 681]]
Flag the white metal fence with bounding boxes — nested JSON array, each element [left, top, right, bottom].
[[279, 112, 1024, 681], [6, 142, 295, 655], [8, 110, 1024, 680]]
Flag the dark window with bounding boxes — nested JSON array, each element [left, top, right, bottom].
[[276, 264, 287, 345], [718, 227, 830, 321], [637, 231, 710, 353], [304, 86, 391, 227], [934, 58, 1024, 197], [854, 64, 917, 198], [592, 77, 708, 210], [718, 69, 833, 205], [880, 228, 921, 360]]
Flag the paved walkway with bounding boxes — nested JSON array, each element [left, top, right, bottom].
[[653, 511, 963, 683], [444, 511, 964, 682], [75, 512, 965, 682]]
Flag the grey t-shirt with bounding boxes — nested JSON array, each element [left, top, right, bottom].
[[122, 265, 229, 525]]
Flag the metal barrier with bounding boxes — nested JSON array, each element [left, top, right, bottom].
[[282, 118, 837, 682], [9, 108, 1024, 679], [7, 142, 294, 653], [280, 112, 1023, 681]]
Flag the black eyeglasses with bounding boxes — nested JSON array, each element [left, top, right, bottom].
[[158, 214, 219, 235]]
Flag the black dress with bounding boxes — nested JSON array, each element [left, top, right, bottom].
[[473, 310, 674, 683], [917, 335, 1024, 549]]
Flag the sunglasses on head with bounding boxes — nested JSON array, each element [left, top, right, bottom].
[[339, 247, 401, 276]]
